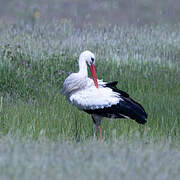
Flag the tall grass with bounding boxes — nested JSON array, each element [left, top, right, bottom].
[[0, 136, 179, 180], [0, 18, 180, 180], [0, 22, 179, 141]]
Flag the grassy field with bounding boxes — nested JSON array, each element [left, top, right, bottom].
[[0, 22, 179, 140], [0, 136, 179, 180], [1, 0, 180, 25], [0, 19, 180, 179]]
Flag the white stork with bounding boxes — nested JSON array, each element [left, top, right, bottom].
[[62, 50, 147, 141]]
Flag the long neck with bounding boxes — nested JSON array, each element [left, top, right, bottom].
[[78, 58, 88, 77]]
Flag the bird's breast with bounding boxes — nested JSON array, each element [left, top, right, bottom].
[[69, 86, 121, 110]]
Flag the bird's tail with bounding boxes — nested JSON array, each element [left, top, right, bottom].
[[117, 97, 148, 124]]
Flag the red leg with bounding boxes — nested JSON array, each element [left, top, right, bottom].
[[91, 115, 102, 142], [97, 125, 102, 142]]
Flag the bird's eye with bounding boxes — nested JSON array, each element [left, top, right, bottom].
[[91, 57, 94, 62]]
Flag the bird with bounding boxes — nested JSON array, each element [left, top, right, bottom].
[[62, 50, 148, 141]]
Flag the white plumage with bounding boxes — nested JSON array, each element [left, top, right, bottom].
[[62, 50, 147, 141], [61, 51, 123, 111], [69, 80, 122, 110]]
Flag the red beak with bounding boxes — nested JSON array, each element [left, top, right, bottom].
[[89, 64, 98, 88]]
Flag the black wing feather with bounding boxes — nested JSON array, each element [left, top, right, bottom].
[[84, 81, 148, 124], [104, 81, 129, 98]]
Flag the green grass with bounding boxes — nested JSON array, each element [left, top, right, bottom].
[[0, 21, 180, 179], [0, 54, 179, 141], [0, 136, 179, 180], [0, 22, 180, 141]]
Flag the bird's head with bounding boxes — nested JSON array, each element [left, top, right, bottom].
[[79, 50, 95, 66], [79, 50, 98, 88]]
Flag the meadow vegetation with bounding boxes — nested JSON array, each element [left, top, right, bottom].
[[0, 20, 179, 179], [0, 22, 179, 140]]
